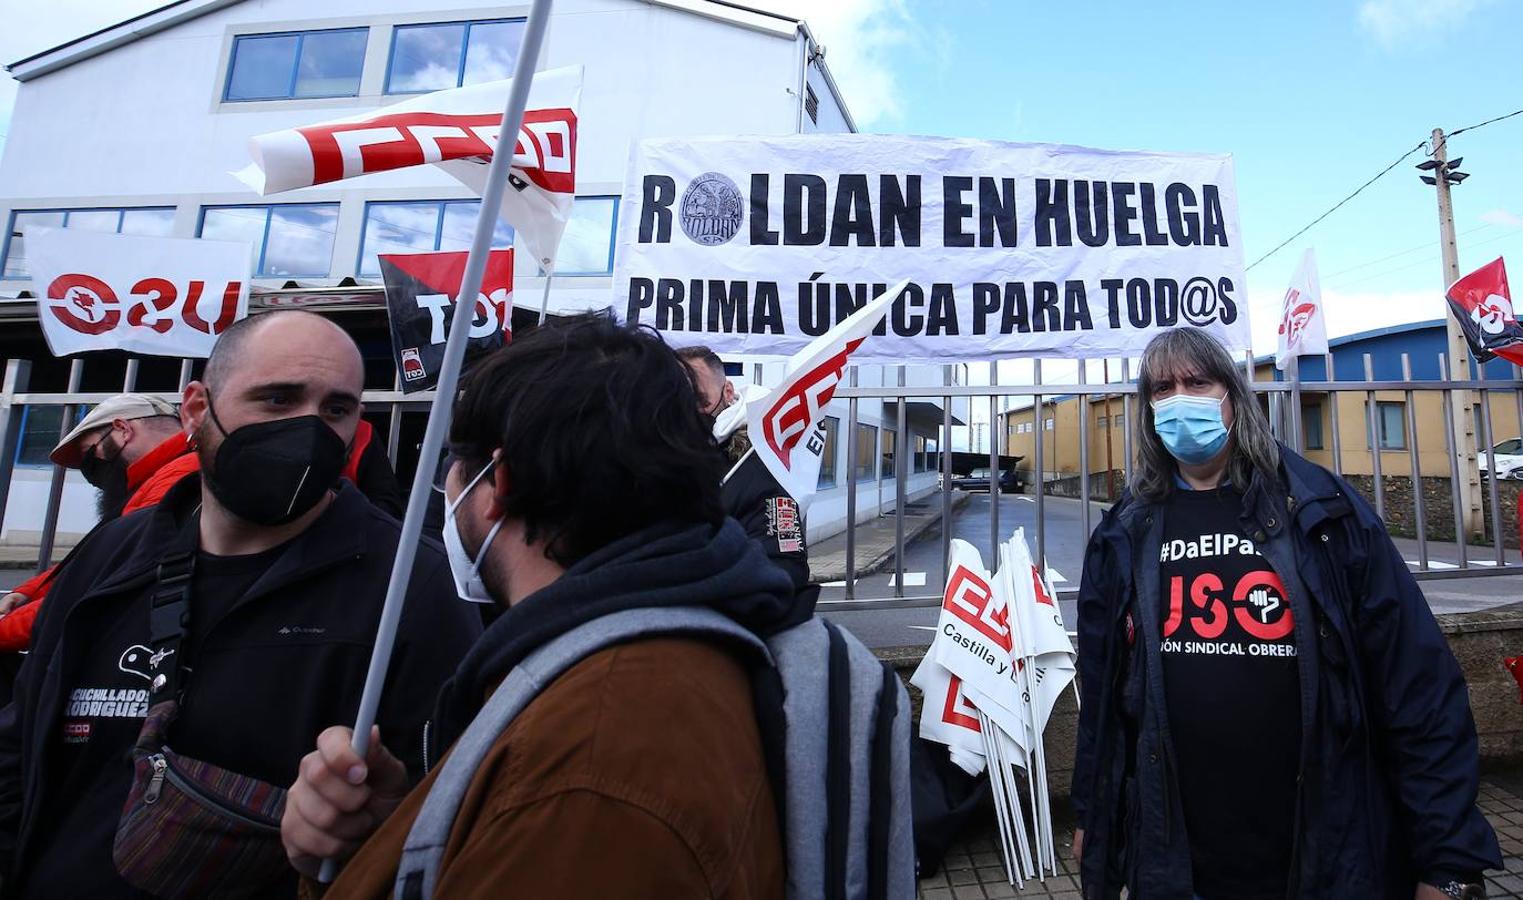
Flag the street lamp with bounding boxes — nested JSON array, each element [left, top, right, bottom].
[[1416, 155, 1469, 186]]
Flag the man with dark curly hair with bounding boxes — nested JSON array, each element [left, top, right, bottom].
[[281, 315, 795, 897]]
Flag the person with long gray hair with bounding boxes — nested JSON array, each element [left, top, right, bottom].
[[1071, 327, 1498, 900]]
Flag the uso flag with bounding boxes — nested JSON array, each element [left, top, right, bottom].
[[745, 280, 906, 505], [380, 250, 514, 393], [1447, 257, 1523, 366], [235, 66, 581, 270]]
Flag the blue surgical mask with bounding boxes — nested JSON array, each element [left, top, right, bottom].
[[1151, 394, 1230, 465]]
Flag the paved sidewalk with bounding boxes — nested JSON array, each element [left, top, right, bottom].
[[918, 766, 1523, 898], [808, 492, 970, 584]]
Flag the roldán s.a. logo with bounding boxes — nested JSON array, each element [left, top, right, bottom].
[[679, 172, 744, 246]]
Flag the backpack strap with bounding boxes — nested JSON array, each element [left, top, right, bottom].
[[393, 606, 770, 900]]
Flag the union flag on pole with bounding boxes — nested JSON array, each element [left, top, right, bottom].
[[1447, 257, 1523, 366], [1275, 248, 1328, 370], [234, 66, 582, 270], [745, 279, 907, 505]]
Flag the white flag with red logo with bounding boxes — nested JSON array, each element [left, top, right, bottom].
[[1275, 247, 1328, 370], [745, 279, 907, 506], [909, 654, 987, 776], [1002, 530, 1076, 735], [28, 228, 250, 359], [234, 66, 581, 270]]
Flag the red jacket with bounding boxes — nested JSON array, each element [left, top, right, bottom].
[[0, 421, 384, 652]]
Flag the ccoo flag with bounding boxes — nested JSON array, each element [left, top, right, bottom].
[[745, 279, 908, 505], [1446, 257, 1523, 366], [1275, 248, 1328, 370], [234, 66, 582, 270]]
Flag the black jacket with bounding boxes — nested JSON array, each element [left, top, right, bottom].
[[0, 476, 481, 895], [722, 449, 811, 592], [1073, 446, 1500, 899]]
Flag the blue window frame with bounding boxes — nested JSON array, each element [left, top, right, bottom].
[[2, 207, 176, 279], [198, 204, 339, 277], [385, 19, 525, 94], [356, 200, 515, 277], [225, 28, 368, 101], [356, 197, 618, 278]]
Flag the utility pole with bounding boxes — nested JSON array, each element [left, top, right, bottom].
[[1425, 127, 1483, 540]]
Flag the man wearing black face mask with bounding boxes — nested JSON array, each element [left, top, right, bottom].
[[0, 311, 481, 899]]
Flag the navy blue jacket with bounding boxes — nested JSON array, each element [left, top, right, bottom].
[[1072, 446, 1499, 899]]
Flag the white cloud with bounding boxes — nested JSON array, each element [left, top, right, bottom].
[[744, 0, 926, 128], [1357, 0, 1496, 48], [1481, 209, 1523, 228]]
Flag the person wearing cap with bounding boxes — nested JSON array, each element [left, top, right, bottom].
[[0, 394, 195, 655]]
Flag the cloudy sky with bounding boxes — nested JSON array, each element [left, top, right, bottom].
[[2, 0, 1521, 363]]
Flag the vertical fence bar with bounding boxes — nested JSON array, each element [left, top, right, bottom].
[[38, 359, 85, 570], [122, 358, 140, 392], [1288, 355, 1303, 453], [1121, 358, 1134, 487], [989, 393, 999, 555], [894, 367, 908, 598], [1402, 354, 1428, 570], [387, 371, 404, 465], [1033, 360, 1045, 572], [941, 365, 954, 586], [1364, 354, 1386, 522], [178, 358, 194, 391], [844, 366, 858, 600], [1477, 363, 1505, 566], [1440, 354, 1469, 571], [1078, 360, 1092, 544], [1326, 352, 1343, 476], [0, 361, 33, 533]]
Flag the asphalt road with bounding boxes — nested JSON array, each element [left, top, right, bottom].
[[819, 492, 1103, 650]]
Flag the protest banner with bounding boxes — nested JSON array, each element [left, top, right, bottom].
[[1275, 247, 1328, 369], [380, 249, 514, 393], [27, 228, 250, 358], [1447, 257, 1523, 366], [235, 65, 581, 269], [614, 134, 1250, 361]]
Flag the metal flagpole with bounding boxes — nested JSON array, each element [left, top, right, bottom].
[[319, 0, 556, 882], [536, 267, 556, 325]]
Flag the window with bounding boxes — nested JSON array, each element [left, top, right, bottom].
[[853, 424, 877, 481], [1303, 402, 1325, 450], [817, 416, 839, 489], [15, 406, 65, 467], [199, 204, 339, 277], [386, 19, 525, 94], [358, 200, 515, 277], [881, 428, 897, 480], [804, 84, 820, 125], [1096, 416, 1108, 429], [225, 28, 367, 101], [913, 436, 927, 474], [3, 207, 176, 278], [1365, 401, 1407, 451], [1494, 438, 1523, 455], [1113, 411, 1125, 431], [550, 197, 619, 275], [1044, 418, 1055, 431]]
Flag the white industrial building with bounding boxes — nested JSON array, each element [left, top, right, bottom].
[[0, 0, 958, 548]]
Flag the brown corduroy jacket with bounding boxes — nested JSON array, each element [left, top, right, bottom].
[[306, 637, 785, 899]]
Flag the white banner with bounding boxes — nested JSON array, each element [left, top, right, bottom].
[[28, 228, 251, 358], [614, 135, 1250, 361], [235, 66, 582, 269], [1275, 247, 1327, 369]]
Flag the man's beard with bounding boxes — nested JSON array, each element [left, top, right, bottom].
[[94, 462, 132, 520]]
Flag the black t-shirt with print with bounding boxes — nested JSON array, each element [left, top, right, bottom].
[[25, 544, 283, 899], [1159, 485, 1301, 900]]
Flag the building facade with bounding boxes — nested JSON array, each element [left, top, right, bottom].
[[0, 0, 949, 547]]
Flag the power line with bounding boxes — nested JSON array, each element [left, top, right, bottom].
[[1322, 222, 1494, 281], [1449, 107, 1523, 138], [1245, 141, 1426, 271]]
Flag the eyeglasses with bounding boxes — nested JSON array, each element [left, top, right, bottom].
[[82, 429, 119, 463], [431, 452, 459, 495]]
